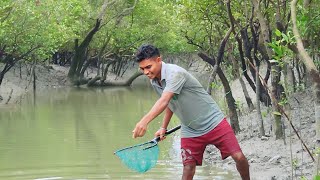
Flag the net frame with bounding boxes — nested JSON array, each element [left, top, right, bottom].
[[114, 125, 181, 173]]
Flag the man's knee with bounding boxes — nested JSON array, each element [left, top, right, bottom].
[[182, 164, 196, 180], [231, 151, 248, 163]]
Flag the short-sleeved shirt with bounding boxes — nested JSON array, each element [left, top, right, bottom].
[[151, 62, 225, 138]]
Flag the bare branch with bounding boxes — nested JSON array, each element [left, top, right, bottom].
[[98, 0, 116, 20], [100, 0, 138, 28], [115, 0, 138, 24]]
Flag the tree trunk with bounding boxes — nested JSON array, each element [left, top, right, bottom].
[[206, 70, 215, 95], [0, 72, 4, 86], [198, 52, 240, 133], [97, 36, 111, 76], [236, 32, 271, 106], [102, 60, 116, 82], [291, 0, 320, 176], [0, 59, 14, 86], [68, 19, 101, 82], [217, 67, 240, 133], [88, 71, 143, 87], [239, 76, 254, 111], [230, 48, 254, 111], [206, 64, 219, 95], [252, 0, 273, 108], [240, 28, 256, 82], [256, 64, 265, 137], [284, 61, 296, 94], [271, 65, 284, 139], [32, 63, 36, 106], [264, 60, 271, 83], [252, 0, 285, 139]]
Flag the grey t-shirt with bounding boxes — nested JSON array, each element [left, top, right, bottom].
[[151, 62, 225, 138]]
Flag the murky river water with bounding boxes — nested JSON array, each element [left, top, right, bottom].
[[0, 85, 238, 180]]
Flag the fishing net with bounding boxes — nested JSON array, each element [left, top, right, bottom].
[[114, 125, 181, 173], [114, 140, 160, 173]]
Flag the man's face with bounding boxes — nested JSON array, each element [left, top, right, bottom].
[[139, 56, 162, 79]]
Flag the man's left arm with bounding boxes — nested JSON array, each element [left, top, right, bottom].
[[132, 91, 174, 138]]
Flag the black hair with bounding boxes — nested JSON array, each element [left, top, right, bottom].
[[135, 44, 160, 62]]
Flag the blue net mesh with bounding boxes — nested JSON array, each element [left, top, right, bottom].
[[115, 141, 160, 173]]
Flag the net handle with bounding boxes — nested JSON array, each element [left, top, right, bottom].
[[114, 125, 181, 154], [154, 125, 181, 142]]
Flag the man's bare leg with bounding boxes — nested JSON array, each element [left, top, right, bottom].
[[182, 163, 196, 180], [231, 151, 250, 180]]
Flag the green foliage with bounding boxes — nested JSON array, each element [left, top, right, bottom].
[[294, 1, 320, 60], [296, 83, 306, 91], [89, 0, 195, 56], [314, 175, 320, 180], [273, 111, 282, 116], [292, 158, 298, 169], [224, 63, 237, 81], [0, 0, 90, 61], [268, 29, 295, 68], [133, 0, 195, 53], [1, 0, 320, 91], [315, 147, 320, 156], [261, 111, 268, 118], [176, 0, 230, 55], [210, 81, 222, 89], [278, 94, 288, 107], [235, 100, 243, 112]]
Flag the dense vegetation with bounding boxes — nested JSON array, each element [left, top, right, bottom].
[[0, 0, 320, 177]]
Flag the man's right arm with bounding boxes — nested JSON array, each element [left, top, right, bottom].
[[132, 91, 174, 138], [155, 107, 173, 140], [161, 107, 173, 129]]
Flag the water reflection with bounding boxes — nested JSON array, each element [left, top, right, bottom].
[[0, 86, 238, 180]]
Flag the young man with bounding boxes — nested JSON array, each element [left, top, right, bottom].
[[132, 44, 250, 180]]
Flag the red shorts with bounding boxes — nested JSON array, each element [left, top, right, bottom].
[[181, 118, 242, 166]]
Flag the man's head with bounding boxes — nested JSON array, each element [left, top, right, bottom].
[[135, 44, 162, 80]]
